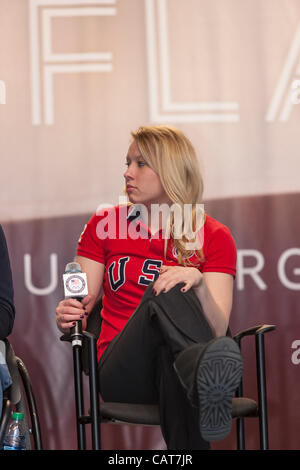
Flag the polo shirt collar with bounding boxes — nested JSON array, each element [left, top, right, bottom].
[[127, 204, 142, 222], [127, 204, 167, 238]]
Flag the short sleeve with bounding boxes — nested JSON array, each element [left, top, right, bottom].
[[77, 213, 105, 264], [202, 226, 237, 278]]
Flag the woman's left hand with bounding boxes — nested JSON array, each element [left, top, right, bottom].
[[153, 265, 203, 295]]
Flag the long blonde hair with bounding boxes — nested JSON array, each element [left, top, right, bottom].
[[130, 125, 205, 265]]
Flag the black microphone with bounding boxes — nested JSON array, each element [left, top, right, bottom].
[[63, 262, 88, 347]]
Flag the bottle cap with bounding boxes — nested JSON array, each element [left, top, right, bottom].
[[12, 412, 24, 421]]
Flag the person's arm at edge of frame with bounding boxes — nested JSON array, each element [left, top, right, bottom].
[[0, 225, 15, 340]]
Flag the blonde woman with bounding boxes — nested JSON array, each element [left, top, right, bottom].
[[56, 126, 242, 450]]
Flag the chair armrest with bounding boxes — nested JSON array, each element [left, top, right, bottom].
[[234, 324, 276, 344]]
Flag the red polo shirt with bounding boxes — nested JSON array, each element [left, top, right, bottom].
[[77, 204, 237, 360]]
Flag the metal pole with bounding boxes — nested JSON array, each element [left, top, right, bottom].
[[256, 333, 269, 450], [234, 338, 246, 450], [71, 322, 86, 450], [85, 332, 101, 450]]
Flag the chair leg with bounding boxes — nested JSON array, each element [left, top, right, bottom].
[[236, 418, 246, 450], [234, 337, 246, 450], [72, 345, 87, 450], [85, 332, 101, 450], [255, 334, 269, 450]]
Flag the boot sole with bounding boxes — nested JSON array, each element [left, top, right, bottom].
[[196, 337, 243, 442]]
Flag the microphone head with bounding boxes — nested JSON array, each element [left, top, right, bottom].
[[63, 262, 88, 298], [65, 262, 82, 274]]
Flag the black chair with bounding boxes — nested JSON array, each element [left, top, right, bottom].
[[61, 299, 275, 450], [0, 339, 43, 450]]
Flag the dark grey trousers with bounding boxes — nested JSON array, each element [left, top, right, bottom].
[[98, 283, 216, 450]]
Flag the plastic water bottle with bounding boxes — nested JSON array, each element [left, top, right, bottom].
[[3, 412, 26, 450]]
